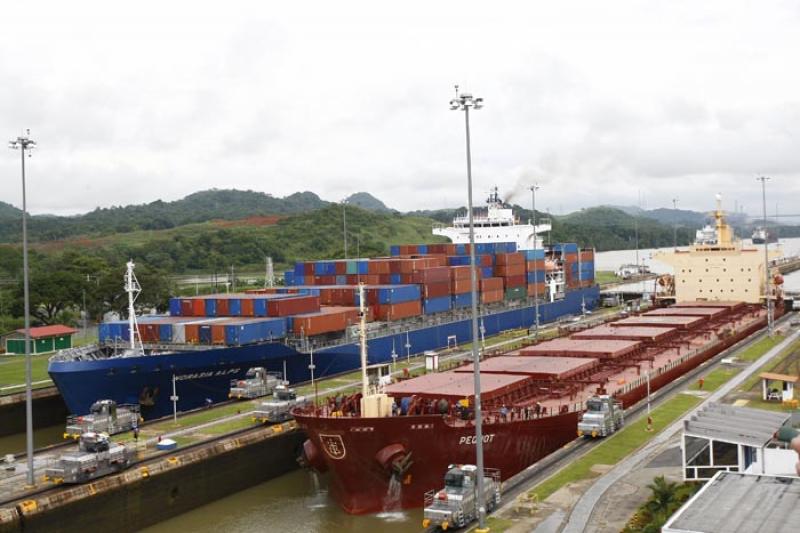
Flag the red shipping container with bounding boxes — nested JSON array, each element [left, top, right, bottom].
[[450, 266, 471, 281], [481, 290, 504, 304], [140, 324, 159, 343], [580, 250, 594, 262], [303, 263, 315, 276], [216, 298, 230, 316], [495, 252, 524, 266], [375, 300, 422, 321], [480, 277, 504, 292], [504, 275, 526, 288], [180, 299, 194, 316], [378, 274, 392, 284], [495, 264, 525, 277], [268, 295, 321, 317], [564, 253, 578, 262], [423, 281, 451, 298], [293, 311, 346, 336], [191, 299, 205, 316], [335, 261, 347, 275], [527, 283, 547, 297]]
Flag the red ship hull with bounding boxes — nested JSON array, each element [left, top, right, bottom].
[[296, 304, 777, 515], [294, 409, 580, 514]]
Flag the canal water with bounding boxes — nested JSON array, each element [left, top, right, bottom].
[[141, 468, 422, 533], [0, 424, 63, 457]]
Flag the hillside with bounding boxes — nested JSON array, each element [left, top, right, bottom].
[[344, 192, 393, 212], [0, 189, 329, 243]]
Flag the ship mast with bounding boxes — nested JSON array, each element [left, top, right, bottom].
[[124, 260, 143, 355], [359, 283, 368, 397]]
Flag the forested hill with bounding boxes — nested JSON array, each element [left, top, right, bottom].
[[0, 189, 329, 243]]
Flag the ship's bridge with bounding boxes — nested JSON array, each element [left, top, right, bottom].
[[432, 188, 551, 251]]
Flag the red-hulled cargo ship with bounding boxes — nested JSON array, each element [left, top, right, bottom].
[[294, 300, 779, 514]]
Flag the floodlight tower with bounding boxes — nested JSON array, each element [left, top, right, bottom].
[[8, 130, 36, 487], [449, 86, 488, 530]]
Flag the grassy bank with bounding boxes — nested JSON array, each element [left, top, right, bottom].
[[527, 394, 701, 502], [0, 353, 53, 392]]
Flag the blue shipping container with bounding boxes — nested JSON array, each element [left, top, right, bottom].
[[284, 271, 295, 286], [169, 298, 181, 316], [204, 298, 217, 317], [228, 298, 242, 316], [294, 262, 305, 276], [336, 275, 347, 285], [522, 249, 545, 260], [452, 292, 472, 308], [448, 256, 471, 266], [199, 325, 213, 344], [253, 298, 268, 317], [455, 244, 467, 255], [357, 261, 369, 275], [417, 245, 428, 254], [378, 285, 421, 304], [423, 295, 451, 314], [390, 245, 400, 256], [159, 324, 173, 342], [482, 267, 494, 278], [527, 271, 546, 284], [390, 274, 402, 284]]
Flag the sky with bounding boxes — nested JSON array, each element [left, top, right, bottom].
[[1, 0, 799, 218]]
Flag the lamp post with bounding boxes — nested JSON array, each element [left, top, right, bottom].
[[672, 198, 679, 250], [757, 177, 773, 336], [450, 87, 487, 529], [9, 130, 36, 487], [530, 184, 540, 342], [342, 199, 348, 259]]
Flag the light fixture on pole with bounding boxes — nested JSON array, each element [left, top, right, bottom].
[[672, 198, 679, 250], [9, 130, 36, 487], [342, 199, 348, 259], [757, 177, 773, 336], [450, 86, 487, 529], [530, 184, 541, 342]]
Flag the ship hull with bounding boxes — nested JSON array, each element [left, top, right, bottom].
[[295, 305, 777, 514], [49, 287, 599, 418], [293, 410, 580, 514]]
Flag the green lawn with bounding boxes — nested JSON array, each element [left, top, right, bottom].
[[528, 394, 701, 502], [485, 516, 515, 532], [737, 335, 785, 362], [688, 366, 740, 392], [595, 271, 619, 285], [0, 353, 53, 391], [740, 338, 800, 392]]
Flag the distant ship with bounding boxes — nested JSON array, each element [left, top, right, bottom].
[[751, 227, 777, 245], [48, 189, 599, 419]]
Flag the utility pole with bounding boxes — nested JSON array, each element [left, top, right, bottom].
[[450, 86, 487, 529], [9, 131, 36, 487], [530, 184, 541, 341], [758, 177, 773, 336]]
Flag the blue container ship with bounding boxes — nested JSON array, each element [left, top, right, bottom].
[[48, 191, 600, 419]]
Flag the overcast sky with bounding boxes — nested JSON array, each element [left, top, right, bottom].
[[1, 1, 799, 218]]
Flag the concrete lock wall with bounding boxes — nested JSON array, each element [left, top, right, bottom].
[[8, 427, 305, 532], [0, 389, 69, 437]]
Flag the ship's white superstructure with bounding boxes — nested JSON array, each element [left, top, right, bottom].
[[433, 187, 550, 251]]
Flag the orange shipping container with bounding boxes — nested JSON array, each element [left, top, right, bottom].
[[495, 264, 525, 277], [240, 299, 255, 317], [191, 299, 206, 316], [481, 290, 504, 304], [527, 283, 547, 297], [375, 300, 422, 321], [185, 324, 200, 343], [495, 252, 524, 266], [451, 278, 478, 294], [480, 277, 504, 292], [526, 260, 546, 272], [211, 324, 226, 344]]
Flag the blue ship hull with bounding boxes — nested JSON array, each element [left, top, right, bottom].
[[49, 287, 599, 419]]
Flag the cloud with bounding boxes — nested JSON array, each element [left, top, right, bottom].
[[0, 0, 799, 218]]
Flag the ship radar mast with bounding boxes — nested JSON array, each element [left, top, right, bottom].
[[124, 260, 144, 355]]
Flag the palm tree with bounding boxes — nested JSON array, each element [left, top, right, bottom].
[[645, 475, 679, 517]]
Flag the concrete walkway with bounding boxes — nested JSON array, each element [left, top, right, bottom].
[[558, 328, 800, 533]]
